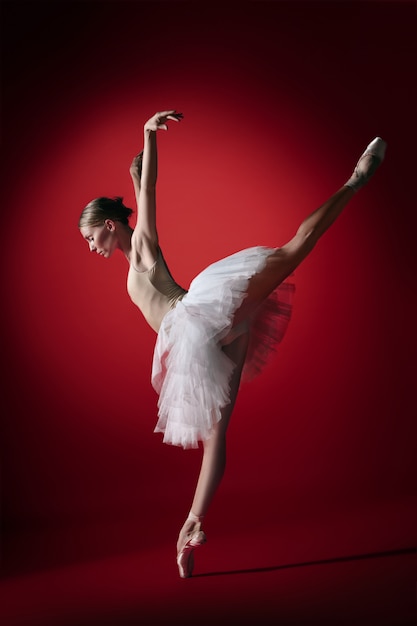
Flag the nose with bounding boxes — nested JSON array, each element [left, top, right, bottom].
[[89, 241, 96, 252]]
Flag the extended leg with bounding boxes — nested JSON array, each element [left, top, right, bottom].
[[235, 137, 387, 321]]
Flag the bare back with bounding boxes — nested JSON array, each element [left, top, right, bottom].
[[127, 248, 188, 332]]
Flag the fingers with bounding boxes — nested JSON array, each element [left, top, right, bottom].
[[159, 110, 183, 124], [166, 113, 183, 122], [131, 153, 143, 168], [159, 109, 183, 118], [144, 111, 183, 132]]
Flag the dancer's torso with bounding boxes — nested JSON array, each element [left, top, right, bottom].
[[127, 247, 188, 332]]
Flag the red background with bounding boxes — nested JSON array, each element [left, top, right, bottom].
[[1, 2, 416, 624]]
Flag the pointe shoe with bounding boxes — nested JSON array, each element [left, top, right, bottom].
[[345, 137, 387, 192], [177, 529, 207, 578]]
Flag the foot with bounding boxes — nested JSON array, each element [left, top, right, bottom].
[[177, 528, 207, 578], [345, 137, 387, 192], [176, 514, 207, 578]]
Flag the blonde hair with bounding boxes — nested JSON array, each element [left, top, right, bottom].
[[79, 197, 133, 228]]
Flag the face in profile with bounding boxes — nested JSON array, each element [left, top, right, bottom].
[[80, 221, 117, 258]]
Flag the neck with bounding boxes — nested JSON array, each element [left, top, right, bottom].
[[116, 224, 134, 261]]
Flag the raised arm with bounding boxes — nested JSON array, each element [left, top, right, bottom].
[[129, 110, 183, 269]]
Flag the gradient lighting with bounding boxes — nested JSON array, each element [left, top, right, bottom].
[[1, 2, 415, 625]]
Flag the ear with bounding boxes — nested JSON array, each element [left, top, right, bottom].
[[104, 219, 116, 231]]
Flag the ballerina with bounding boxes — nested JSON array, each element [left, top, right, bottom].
[[79, 110, 386, 577]]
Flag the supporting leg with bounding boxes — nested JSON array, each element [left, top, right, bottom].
[[176, 331, 249, 576], [191, 331, 249, 516]]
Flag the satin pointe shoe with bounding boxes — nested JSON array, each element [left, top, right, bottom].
[[345, 137, 387, 192], [177, 529, 207, 579]]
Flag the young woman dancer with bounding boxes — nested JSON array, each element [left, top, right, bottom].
[[79, 110, 386, 578]]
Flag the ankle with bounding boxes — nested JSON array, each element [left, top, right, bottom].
[[345, 154, 374, 192], [179, 511, 203, 536], [187, 511, 204, 524], [182, 511, 204, 534]]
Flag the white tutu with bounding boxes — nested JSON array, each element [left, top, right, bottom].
[[152, 246, 295, 449]]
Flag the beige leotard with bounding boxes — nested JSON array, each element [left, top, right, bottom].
[[127, 247, 188, 333]]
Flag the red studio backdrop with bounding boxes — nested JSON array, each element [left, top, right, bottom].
[[0, 1, 416, 623]]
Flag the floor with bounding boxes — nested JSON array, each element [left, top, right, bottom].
[[2, 502, 415, 626]]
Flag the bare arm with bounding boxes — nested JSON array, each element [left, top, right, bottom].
[[130, 110, 183, 269], [129, 150, 143, 209]]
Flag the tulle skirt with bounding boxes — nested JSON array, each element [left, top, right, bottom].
[[152, 246, 295, 449]]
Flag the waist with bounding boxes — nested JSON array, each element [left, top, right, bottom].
[[148, 290, 188, 333]]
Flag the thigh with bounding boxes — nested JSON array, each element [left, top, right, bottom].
[[214, 331, 250, 437], [233, 249, 290, 326]]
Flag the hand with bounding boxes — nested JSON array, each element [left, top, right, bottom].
[[129, 151, 143, 178], [144, 110, 183, 132]]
